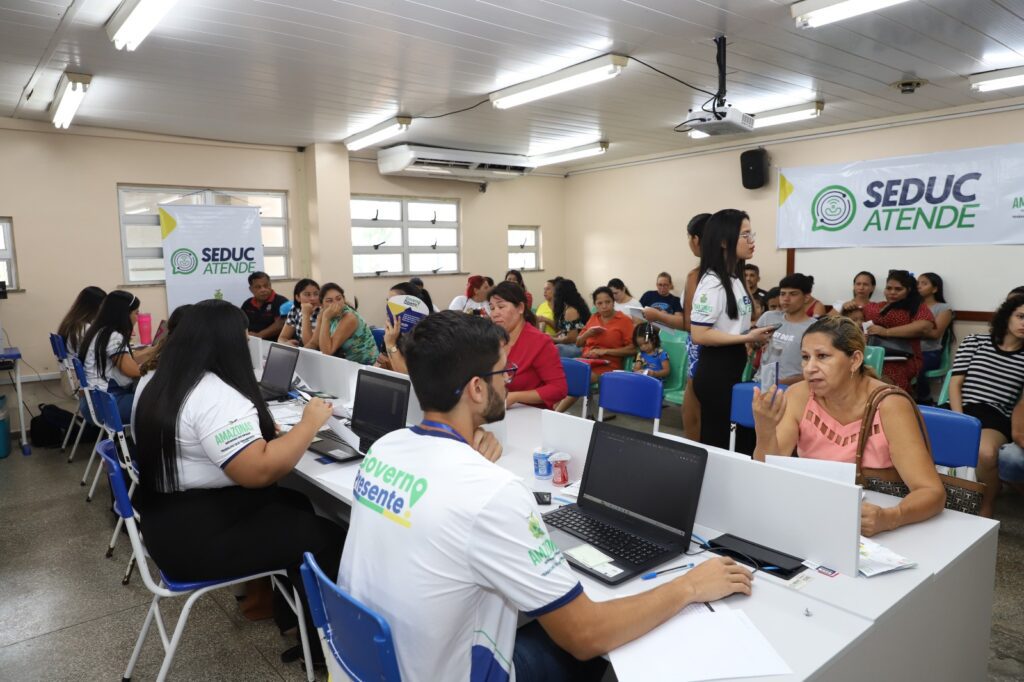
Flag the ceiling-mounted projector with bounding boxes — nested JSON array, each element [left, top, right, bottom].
[[686, 105, 755, 136]]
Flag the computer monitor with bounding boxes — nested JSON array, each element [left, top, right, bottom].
[[578, 422, 707, 543], [351, 369, 410, 442], [260, 343, 300, 396]]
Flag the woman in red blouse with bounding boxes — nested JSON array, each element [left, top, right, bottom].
[[488, 282, 567, 409], [863, 270, 935, 392]]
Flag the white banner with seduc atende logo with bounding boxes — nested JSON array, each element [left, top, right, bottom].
[[159, 205, 264, 312], [777, 143, 1024, 248]]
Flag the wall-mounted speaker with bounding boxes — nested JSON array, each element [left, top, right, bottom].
[[740, 148, 769, 189]]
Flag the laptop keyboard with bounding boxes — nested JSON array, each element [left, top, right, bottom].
[[544, 507, 665, 566]]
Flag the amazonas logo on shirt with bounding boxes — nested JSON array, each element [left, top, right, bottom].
[[692, 293, 713, 316], [352, 455, 428, 528], [213, 421, 256, 452]]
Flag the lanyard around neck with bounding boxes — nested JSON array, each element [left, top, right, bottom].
[[419, 419, 468, 444]]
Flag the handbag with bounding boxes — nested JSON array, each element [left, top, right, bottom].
[[855, 385, 986, 516]]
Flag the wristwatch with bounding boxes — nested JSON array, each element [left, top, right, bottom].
[[387, 346, 400, 355]]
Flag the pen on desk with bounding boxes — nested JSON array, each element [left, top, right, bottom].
[[553, 496, 575, 505], [641, 563, 695, 581]]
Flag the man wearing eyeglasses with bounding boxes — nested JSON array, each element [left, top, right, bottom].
[[338, 311, 752, 682]]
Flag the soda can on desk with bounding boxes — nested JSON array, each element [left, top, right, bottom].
[[533, 448, 554, 479]]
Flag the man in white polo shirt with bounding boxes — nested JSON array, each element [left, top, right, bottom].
[[339, 311, 753, 681]]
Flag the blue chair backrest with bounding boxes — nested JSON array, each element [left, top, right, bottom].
[[371, 327, 386, 352], [730, 382, 788, 429], [91, 389, 125, 434], [49, 333, 65, 361], [561, 358, 591, 398], [72, 356, 89, 389], [598, 372, 663, 420], [300, 552, 402, 682], [919, 406, 981, 468], [98, 439, 135, 520]]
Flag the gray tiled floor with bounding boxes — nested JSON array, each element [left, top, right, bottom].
[[2, 380, 1023, 679]]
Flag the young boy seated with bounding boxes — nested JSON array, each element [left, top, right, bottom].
[[240, 271, 288, 339]]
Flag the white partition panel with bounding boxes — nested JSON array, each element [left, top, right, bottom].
[[541, 410, 594, 482]]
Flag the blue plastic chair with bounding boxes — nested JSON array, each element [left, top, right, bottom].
[[300, 552, 402, 682], [49, 333, 87, 458], [72, 357, 105, 488], [561, 358, 592, 416], [919, 405, 981, 468], [371, 327, 387, 352], [96, 441, 315, 682], [597, 371, 664, 432], [729, 382, 788, 451], [90, 390, 140, 583]]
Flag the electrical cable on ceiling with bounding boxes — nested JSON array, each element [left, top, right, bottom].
[[630, 56, 718, 99], [416, 98, 489, 119]]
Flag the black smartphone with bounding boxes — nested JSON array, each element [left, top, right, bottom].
[[533, 491, 552, 505]]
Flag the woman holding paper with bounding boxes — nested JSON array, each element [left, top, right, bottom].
[[487, 282, 567, 409], [751, 316, 946, 536]]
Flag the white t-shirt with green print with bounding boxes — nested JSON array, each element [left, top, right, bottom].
[[132, 372, 264, 491], [338, 426, 582, 682]]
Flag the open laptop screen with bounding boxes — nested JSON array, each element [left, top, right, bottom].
[[579, 423, 707, 539], [351, 370, 410, 440], [261, 344, 299, 395]]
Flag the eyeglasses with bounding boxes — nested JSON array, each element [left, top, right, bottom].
[[740, 231, 757, 243], [454, 363, 518, 395]]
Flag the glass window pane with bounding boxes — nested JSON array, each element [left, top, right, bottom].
[[408, 228, 457, 247], [0, 261, 9, 287], [127, 257, 166, 282], [353, 253, 403, 275], [122, 190, 201, 215], [216, 193, 285, 217], [261, 226, 286, 248], [263, 255, 287, 277], [508, 252, 537, 270], [125, 224, 162, 248], [508, 229, 536, 247], [409, 252, 458, 273], [408, 201, 457, 223], [352, 227, 403, 248], [0, 224, 7, 251], [351, 199, 401, 221]]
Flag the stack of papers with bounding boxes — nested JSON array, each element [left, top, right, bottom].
[[269, 403, 304, 426], [609, 603, 791, 681], [858, 537, 916, 577]]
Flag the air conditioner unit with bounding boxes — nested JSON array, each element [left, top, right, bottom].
[[377, 145, 533, 182]]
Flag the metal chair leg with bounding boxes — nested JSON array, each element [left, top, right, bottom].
[[80, 430, 103, 485], [67, 419, 85, 463], [123, 596, 159, 681], [122, 555, 136, 586], [86, 461, 104, 502], [60, 414, 77, 452]]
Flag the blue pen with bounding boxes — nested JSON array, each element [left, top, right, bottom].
[[641, 563, 695, 581]]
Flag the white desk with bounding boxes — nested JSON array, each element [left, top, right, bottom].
[[285, 388, 998, 680]]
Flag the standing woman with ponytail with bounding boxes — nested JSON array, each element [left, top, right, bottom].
[[689, 210, 773, 449]]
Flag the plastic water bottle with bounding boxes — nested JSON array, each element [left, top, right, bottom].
[[0, 395, 10, 459], [138, 313, 152, 345]]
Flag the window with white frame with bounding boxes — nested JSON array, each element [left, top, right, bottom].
[[350, 196, 460, 276], [117, 186, 290, 283], [0, 218, 18, 289], [508, 225, 540, 271]]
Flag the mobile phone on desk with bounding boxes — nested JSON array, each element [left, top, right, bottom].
[[533, 492, 552, 505]]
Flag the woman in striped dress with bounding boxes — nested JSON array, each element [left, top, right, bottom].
[[950, 294, 1024, 517]]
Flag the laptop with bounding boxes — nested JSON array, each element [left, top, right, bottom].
[[309, 369, 410, 461], [259, 343, 300, 401], [543, 422, 708, 585]]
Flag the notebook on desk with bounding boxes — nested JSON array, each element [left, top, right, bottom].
[[543, 422, 708, 585], [309, 369, 410, 461]]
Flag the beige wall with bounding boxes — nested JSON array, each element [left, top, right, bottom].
[[563, 106, 1024, 339]]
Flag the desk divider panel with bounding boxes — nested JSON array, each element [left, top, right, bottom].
[[541, 411, 594, 482], [657, 432, 862, 576]]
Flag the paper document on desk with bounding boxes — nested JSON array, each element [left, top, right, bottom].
[[609, 608, 791, 681], [326, 417, 361, 451], [560, 481, 581, 499], [765, 455, 855, 484], [858, 537, 916, 577], [269, 403, 304, 426]]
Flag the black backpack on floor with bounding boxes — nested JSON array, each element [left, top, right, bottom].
[[29, 403, 76, 448]]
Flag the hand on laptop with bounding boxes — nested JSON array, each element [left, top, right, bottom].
[[680, 557, 753, 603], [301, 397, 333, 430], [472, 429, 503, 463]]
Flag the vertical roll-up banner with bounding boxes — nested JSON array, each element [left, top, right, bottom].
[[159, 205, 263, 312]]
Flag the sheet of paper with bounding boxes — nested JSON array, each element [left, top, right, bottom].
[[858, 536, 917, 577], [609, 609, 791, 681], [565, 544, 614, 568], [559, 481, 581, 498], [326, 416, 362, 451], [765, 455, 856, 485]]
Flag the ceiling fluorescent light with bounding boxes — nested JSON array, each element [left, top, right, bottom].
[[752, 101, 824, 128], [106, 0, 179, 51], [791, 0, 910, 29], [490, 54, 628, 109], [50, 73, 91, 129], [344, 117, 412, 151], [528, 141, 608, 167], [969, 66, 1024, 93], [688, 130, 710, 139]]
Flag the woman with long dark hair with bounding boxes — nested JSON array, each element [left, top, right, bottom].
[[504, 269, 533, 308], [133, 299, 345, 658], [317, 283, 379, 365], [607, 277, 635, 313], [57, 286, 106, 356], [916, 272, 954, 403], [863, 270, 935, 392], [79, 290, 154, 423], [278, 278, 320, 348], [379, 281, 434, 374], [690, 209, 773, 449], [535, 277, 562, 336], [552, 278, 591, 358], [682, 213, 711, 442]]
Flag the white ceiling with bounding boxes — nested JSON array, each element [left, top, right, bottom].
[[3, 0, 1024, 170]]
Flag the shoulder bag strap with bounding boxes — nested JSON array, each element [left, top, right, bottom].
[[856, 384, 932, 483]]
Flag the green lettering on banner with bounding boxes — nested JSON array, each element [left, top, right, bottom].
[[916, 206, 935, 229], [1014, 197, 1024, 210], [864, 211, 882, 231], [935, 205, 959, 229], [895, 208, 914, 231], [881, 208, 898, 230], [958, 204, 979, 229]]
